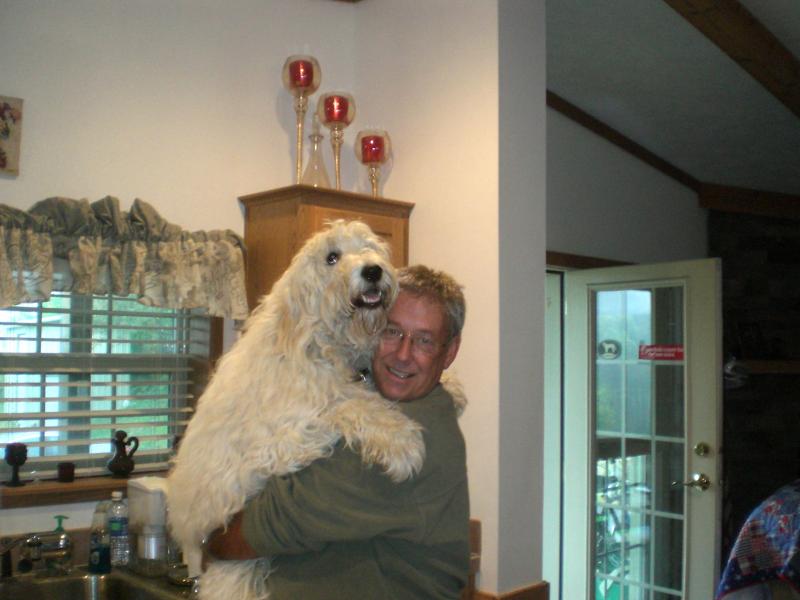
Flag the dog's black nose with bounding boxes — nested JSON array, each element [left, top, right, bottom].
[[361, 265, 383, 283]]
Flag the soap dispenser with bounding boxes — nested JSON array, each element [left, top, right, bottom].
[[53, 515, 68, 532]]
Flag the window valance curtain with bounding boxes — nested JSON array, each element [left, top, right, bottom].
[[0, 196, 249, 319]]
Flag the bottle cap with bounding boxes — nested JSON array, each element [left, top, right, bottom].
[[111, 490, 123, 501]]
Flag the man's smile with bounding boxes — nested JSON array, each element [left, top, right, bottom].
[[387, 366, 413, 379]]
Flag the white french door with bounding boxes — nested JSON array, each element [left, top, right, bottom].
[[560, 258, 722, 600]]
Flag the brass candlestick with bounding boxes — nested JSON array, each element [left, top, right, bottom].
[[317, 92, 355, 190], [282, 55, 321, 184], [355, 129, 392, 198]]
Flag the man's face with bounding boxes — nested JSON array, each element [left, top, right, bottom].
[[372, 290, 460, 402]]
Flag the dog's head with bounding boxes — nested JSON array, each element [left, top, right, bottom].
[[274, 219, 397, 366]]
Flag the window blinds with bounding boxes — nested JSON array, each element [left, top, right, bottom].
[[0, 292, 210, 480]]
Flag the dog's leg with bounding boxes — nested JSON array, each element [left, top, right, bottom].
[[200, 558, 271, 600], [326, 392, 425, 482], [440, 371, 468, 416]]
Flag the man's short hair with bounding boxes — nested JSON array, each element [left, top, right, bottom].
[[397, 265, 465, 340]]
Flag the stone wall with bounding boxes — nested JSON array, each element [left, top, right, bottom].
[[709, 210, 800, 558]]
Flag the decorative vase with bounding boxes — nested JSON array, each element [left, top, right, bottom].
[[301, 114, 331, 188], [107, 430, 139, 478]]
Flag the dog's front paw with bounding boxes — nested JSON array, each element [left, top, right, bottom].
[[364, 411, 425, 483], [329, 397, 425, 482]]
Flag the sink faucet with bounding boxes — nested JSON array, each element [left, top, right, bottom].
[[0, 530, 73, 578]]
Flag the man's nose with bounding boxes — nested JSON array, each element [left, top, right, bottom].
[[395, 333, 414, 359]]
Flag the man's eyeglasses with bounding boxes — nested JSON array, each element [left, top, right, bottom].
[[379, 325, 444, 356]]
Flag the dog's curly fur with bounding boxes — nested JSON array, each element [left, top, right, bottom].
[[167, 220, 432, 600]]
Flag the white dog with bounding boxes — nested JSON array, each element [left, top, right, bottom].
[[167, 220, 439, 600]]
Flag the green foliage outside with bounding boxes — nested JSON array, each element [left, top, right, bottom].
[[0, 292, 207, 458]]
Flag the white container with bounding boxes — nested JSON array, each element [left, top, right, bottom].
[[128, 477, 168, 529], [128, 477, 169, 576]]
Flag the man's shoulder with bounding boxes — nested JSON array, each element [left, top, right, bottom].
[[398, 384, 460, 426]]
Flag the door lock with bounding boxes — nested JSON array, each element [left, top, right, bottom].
[[671, 473, 711, 491], [694, 442, 710, 456]]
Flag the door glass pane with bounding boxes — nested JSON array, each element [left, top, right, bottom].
[[655, 441, 684, 514], [595, 578, 621, 600], [625, 439, 651, 510], [597, 437, 622, 505], [597, 364, 623, 432], [624, 510, 650, 583], [593, 285, 685, 600], [625, 583, 647, 600], [654, 287, 683, 345], [625, 364, 651, 435], [625, 291, 652, 358], [654, 516, 683, 591], [655, 365, 683, 437]]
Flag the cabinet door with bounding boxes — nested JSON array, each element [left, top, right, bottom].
[[303, 206, 409, 266]]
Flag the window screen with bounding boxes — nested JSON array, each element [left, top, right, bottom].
[[0, 291, 211, 480]]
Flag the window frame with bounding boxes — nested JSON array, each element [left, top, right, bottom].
[[0, 309, 223, 509]]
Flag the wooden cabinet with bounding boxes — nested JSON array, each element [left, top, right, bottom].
[[239, 185, 414, 310]]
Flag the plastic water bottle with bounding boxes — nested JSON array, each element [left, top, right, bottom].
[[108, 491, 130, 567], [88, 500, 111, 574]]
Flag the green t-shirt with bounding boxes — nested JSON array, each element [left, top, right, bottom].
[[242, 384, 470, 599]]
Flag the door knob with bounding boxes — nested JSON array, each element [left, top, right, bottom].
[[671, 473, 711, 491]]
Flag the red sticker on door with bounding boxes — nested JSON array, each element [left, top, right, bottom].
[[638, 344, 684, 360]]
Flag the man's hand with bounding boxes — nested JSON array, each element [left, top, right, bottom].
[[203, 510, 259, 568]]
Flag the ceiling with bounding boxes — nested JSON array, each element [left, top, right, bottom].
[[546, 0, 800, 201]]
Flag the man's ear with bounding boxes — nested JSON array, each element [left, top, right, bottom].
[[443, 335, 461, 369]]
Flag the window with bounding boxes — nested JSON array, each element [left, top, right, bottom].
[[0, 291, 212, 481]]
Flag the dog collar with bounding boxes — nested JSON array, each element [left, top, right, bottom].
[[352, 369, 370, 384]]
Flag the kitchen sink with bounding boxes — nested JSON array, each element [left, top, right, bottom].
[[0, 567, 192, 600]]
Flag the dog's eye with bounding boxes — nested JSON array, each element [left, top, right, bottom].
[[326, 251, 340, 265]]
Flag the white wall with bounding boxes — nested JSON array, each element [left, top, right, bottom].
[[547, 108, 708, 263], [498, 0, 546, 589], [0, 0, 538, 594], [0, 0, 359, 231]]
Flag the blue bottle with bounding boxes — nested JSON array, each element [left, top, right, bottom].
[[88, 500, 111, 574]]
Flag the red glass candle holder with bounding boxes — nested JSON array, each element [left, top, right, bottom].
[[282, 55, 321, 98], [282, 55, 321, 183], [317, 92, 356, 190], [355, 129, 391, 198]]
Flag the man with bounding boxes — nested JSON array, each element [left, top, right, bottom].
[[205, 265, 469, 599]]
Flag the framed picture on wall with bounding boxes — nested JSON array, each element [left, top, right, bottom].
[[0, 95, 23, 175]]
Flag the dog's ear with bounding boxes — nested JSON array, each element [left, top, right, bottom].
[[270, 288, 309, 355], [273, 300, 294, 353]]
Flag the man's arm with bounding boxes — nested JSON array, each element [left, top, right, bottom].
[[207, 440, 422, 562], [205, 510, 258, 561]]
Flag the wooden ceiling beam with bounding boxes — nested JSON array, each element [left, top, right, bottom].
[[700, 183, 800, 220], [547, 91, 701, 191], [548, 91, 800, 219], [663, 0, 800, 120]]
